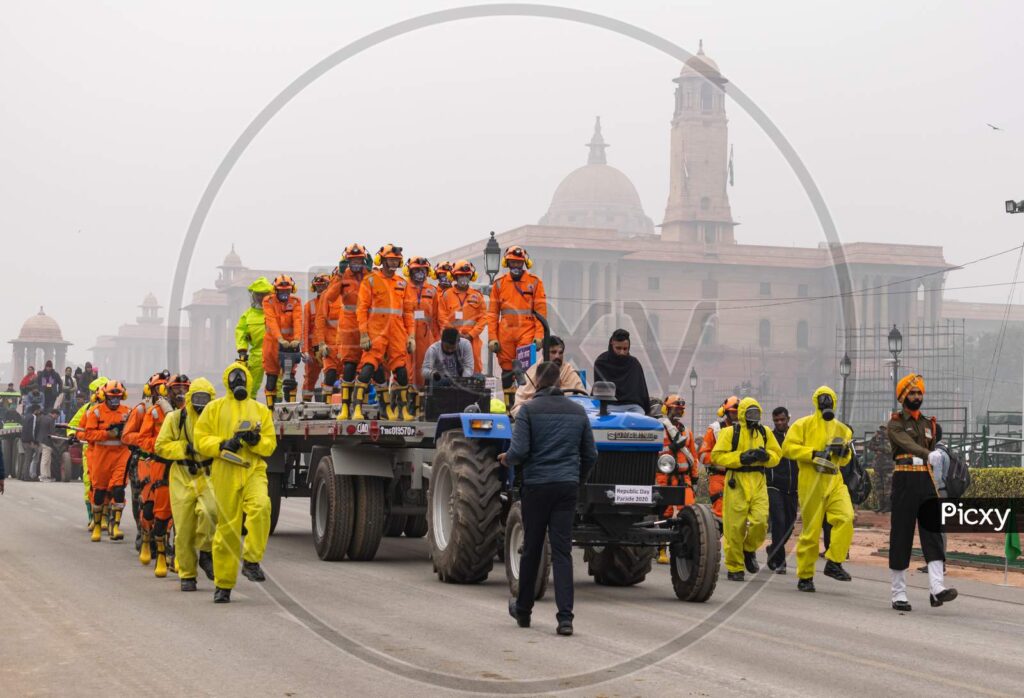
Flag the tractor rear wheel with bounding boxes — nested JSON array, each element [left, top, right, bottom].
[[585, 545, 654, 587]]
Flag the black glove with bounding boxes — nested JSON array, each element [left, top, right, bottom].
[[220, 437, 242, 453], [739, 450, 758, 466], [239, 429, 260, 445], [812, 450, 829, 461], [753, 447, 769, 463]]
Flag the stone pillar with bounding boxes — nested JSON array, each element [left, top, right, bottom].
[[56, 347, 67, 371]]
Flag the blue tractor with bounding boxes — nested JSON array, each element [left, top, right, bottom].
[[502, 383, 720, 601]]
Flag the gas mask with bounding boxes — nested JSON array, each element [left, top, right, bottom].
[[438, 277, 451, 290], [817, 393, 836, 421], [170, 387, 188, 408], [191, 392, 211, 415], [904, 397, 923, 412], [275, 290, 289, 302], [348, 260, 365, 274], [509, 264, 525, 281], [250, 292, 266, 309], [227, 369, 248, 401], [411, 269, 426, 284], [455, 276, 470, 290], [106, 397, 121, 409], [744, 406, 761, 428]]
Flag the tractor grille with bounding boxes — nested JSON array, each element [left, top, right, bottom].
[[590, 452, 656, 486]]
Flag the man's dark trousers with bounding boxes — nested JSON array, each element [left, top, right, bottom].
[[516, 482, 577, 622], [766, 487, 798, 570]]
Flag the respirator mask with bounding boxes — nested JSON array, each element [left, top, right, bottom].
[[228, 369, 248, 401], [817, 393, 836, 421]]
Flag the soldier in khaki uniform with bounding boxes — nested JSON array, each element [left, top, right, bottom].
[[886, 373, 957, 612]]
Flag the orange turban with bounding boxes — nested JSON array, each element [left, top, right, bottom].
[[896, 374, 925, 402]]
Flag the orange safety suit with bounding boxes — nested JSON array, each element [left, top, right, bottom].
[[657, 417, 698, 517], [303, 295, 324, 393], [82, 402, 131, 502], [357, 270, 413, 373], [438, 286, 487, 372], [262, 293, 303, 376], [404, 281, 440, 387], [120, 400, 150, 523], [699, 419, 728, 518], [138, 400, 173, 522], [318, 268, 365, 367], [487, 271, 547, 372]]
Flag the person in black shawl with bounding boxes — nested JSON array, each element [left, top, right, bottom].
[[592, 329, 650, 414]]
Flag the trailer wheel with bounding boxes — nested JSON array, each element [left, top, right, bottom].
[[428, 431, 501, 584], [503, 501, 549, 600], [403, 515, 428, 538], [310, 456, 354, 561], [384, 514, 407, 537], [347, 476, 386, 561], [671, 504, 720, 602], [267, 473, 283, 535], [585, 545, 654, 587]]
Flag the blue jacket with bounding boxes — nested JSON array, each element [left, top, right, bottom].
[[504, 387, 598, 486]]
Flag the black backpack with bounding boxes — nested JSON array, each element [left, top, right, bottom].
[[846, 452, 873, 506], [938, 443, 971, 498]]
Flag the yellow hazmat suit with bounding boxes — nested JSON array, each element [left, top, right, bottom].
[[193, 363, 276, 590], [711, 397, 781, 574], [154, 377, 218, 583], [782, 386, 854, 581], [236, 277, 273, 398]]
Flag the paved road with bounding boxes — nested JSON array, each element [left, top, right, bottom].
[[2, 482, 1022, 697]]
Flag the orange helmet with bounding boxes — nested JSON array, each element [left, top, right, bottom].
[[435, 261, 454, 278], [452, 259, 478, 282], [374, 243, 403, 266], [662, 394, 686, 416], [143, 370, 171, 398], [100, 380, 126, 401], [502, 245, 533, 269], [273, 274, 296, 293], [404, 256, 433, 278], [343, 243, 368, 260], [717, 395, 740, 418], [167, 374, 191, 391], [310, 274, 330, 293]]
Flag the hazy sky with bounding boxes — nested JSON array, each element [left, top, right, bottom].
[[3, 0, 1023, 367]]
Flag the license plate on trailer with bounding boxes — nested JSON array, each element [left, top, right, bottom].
[[613, 485, 653, 505]]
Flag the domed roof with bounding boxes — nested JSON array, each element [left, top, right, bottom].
[[539, 118, 654, 236], [221, 244, 243, 268], [679, 40, 723, 81], [16, 307, 65, 343]]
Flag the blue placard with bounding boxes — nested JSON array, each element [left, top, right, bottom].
[[515, 343, 537, 370]]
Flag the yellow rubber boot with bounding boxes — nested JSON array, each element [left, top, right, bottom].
[[265, 391, 276, 408], [382, 385, 397, 421], [337, 382, 352, 421], [351, 382, 367, 421], [102, 504, 112, 537], [139, 531, 152, 565], [90, 509, 103, 542], [399, 387, 415, 421], [110, 507, 124, 541], [657, 546, 670, 565], [154, 536, 168, 578]]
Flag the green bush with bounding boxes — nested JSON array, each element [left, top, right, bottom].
[[861, 467, 1024, 511]]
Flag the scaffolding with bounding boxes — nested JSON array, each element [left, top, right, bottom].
[[837, 320, 969, 435]]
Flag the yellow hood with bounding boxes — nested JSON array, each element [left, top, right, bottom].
[[186, 377, 216, 419], [222, 361, 253, 395], [737, 396, 764, 429], [812, 385, 839, 419]]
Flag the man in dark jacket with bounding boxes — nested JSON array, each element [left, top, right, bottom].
[[38, 360, 62, 411], [500, 362, 597, 636], [592, 329, 650, 414], [19, 404, 40, 481], [766, 406, 798, 573]]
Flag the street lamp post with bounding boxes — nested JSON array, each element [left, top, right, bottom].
[[483, 231, 501, 377], [888, 324, 903, 412], [839, 352, 851, 424], [689, 367, 698, 436]]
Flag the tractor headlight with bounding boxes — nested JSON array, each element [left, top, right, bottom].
[[657, 454, 676, 474]]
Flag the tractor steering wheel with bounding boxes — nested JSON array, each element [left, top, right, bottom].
[[562, 388, 590, 396]]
